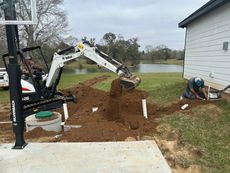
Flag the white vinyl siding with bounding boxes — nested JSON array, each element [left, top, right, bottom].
[[184, 2, 230, 93]]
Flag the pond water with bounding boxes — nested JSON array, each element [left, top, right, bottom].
[[64, 64, 183, 75], [130, 64, 183, 73]]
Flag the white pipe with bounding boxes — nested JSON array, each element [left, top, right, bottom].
[[208, 85, 211, 99], [0, 121, 12, 124], [63, 103, 69, 120], [142, 99, 148, 119], [181, 104, 189, 110], [92, 107, 98, 112]]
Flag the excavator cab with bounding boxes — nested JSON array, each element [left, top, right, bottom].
[[2, 46, 75, 117], [2, 46, 50, 103]]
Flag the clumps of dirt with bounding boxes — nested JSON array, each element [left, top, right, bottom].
[[106, 98, 121, 122], [109, 78, 122, 97], [105, 78, 150, 123], [106, 79, 122, 122]]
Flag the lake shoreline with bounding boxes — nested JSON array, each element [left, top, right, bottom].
[[64, 63, 183, 75]]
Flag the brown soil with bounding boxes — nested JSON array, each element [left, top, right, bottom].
[[157, 99, 211, 115], [0, 76, 210, 143], [25, 127, 58, 139], [56, 77, 158, 142], [106, 79, 122, 122], [0, 123, 14, 142], [0, 104, 11, 122]]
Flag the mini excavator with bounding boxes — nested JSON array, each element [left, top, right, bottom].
[[2, 41, 141, 117]]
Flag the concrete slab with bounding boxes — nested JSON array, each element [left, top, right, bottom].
[[0, 141, 171, 173]]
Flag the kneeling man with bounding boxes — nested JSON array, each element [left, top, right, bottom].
[[183, 77, 208, 100]]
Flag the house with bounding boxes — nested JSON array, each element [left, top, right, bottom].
[[179, 0, 230, 94]]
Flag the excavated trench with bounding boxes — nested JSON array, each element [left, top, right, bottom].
[[0, 75, 209, 142]]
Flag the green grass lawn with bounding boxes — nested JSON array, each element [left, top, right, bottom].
[[96, 72, 185, 103], [58, 72, 112, 89], [0, 89, 10, 104]]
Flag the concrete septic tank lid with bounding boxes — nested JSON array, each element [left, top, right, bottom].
[[0, 141, 172, 173]]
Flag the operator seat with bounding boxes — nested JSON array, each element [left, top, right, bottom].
[[20, 56, 46, 88]]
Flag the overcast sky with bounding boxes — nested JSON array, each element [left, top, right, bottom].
[[63, 0, 209, 50]]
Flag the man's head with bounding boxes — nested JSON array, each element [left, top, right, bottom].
[[195, 77, 202, 87]]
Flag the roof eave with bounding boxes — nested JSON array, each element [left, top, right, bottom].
[[178, 0, 228, 28]]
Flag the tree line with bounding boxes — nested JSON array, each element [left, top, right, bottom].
[[143, 45, 184, 62], [0, 0, 184, 67]]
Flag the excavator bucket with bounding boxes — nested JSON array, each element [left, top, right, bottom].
[[120, 75, 141, 90]]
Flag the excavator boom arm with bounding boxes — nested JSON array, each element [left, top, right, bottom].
[[46, 42, 140, 90]]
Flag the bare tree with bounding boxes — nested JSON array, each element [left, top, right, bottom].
[[145, 45, 153, 53], [63, 36, 78, 46], [0, 26, 7, 66], [0, 26, 6, 51], [18, 0, 68, 47]]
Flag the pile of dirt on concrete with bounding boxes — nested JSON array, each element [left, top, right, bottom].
[[0, 76, 210, 143]]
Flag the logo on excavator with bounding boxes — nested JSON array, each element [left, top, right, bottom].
[[11, 100, 16, 122], [77, 43, 84, 50], [22, 96, 30, 101], [64, 55, 72, 60]]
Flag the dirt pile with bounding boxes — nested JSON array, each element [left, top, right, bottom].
[[25, 127, 58, 139], [56, 78, 158, 142], [0, 76, 210, 143], [105, 79, 122, 121]]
